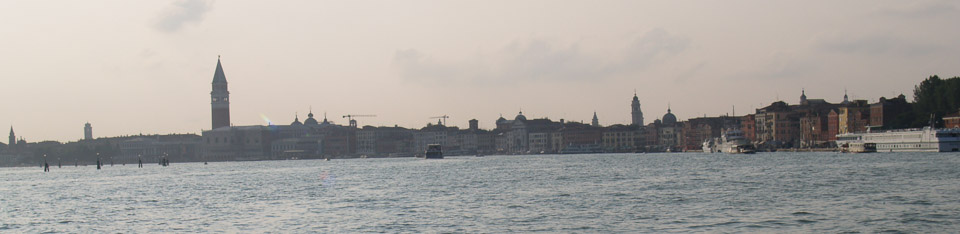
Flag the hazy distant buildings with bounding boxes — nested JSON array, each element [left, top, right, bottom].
[[118, 134, 201, 162]]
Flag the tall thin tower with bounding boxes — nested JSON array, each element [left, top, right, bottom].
[[592, 112, 600, 127], [631, 92, 644, 126], [8, 126, 14, 146], [84, 122, 92, 140], [211, 56, 231, 129]]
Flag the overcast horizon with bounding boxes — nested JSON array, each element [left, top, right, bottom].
[[2, 0, 959, 142]]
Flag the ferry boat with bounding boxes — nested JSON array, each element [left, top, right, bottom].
[[424, 144, 443, 159], [836, 127, 960, 152], [718, 130, 756, 154]]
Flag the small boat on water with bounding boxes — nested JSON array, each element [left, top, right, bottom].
[[424, 144, 443, 159], [702, 139, 718, 153]]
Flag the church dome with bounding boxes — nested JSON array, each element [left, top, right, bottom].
[[291, 115, 303, 126], [515, 111, 527, 121], [304, 112, 319, 125], [662, 109, 677, 125]]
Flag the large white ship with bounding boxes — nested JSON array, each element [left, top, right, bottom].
[[836, 127, 960, 152]]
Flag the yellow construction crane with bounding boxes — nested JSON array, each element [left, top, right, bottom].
[[342, 114, 376, 128], [430, 115, 449, 126]]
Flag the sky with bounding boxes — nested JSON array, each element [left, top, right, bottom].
[[2, 0, 959, 142]]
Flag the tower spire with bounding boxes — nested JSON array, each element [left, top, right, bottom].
[[591, 111, 599, 127], [8, 126, 14, 147], [210, 56, 231, 129], [800, 88, 808, 104]]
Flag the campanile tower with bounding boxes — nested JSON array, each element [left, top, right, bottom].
[[211, 56, 230, 129], [631, 92, 643, 126]]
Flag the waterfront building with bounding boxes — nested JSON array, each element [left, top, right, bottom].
[[741, 114, 757, 143], [202, 126, 271, 161], [658, 108, 680, 149], [946, 111, 960, 128], [357, 125, 415, 157], [837, 100, 871, 134], [602, 124, 639, 152], [799, 112, 831, 147], [119, 134, 201, 162], [827, 110, 840, 142], [559, 121, 603, 152], [680, 116, 740, 151], [415, 122, 460, 155], [755, 101, 799, 147], [869, 95, 911, 130], [643, 121, 661, 151]]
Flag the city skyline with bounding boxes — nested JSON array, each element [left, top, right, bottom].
[[3, 0, 959, 142]]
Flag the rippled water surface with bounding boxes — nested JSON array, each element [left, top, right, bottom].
[[3, 152, 960, 232]]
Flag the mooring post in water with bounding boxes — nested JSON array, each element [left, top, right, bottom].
[[138, 155, 143, 168], [96, 153, 101, 170]]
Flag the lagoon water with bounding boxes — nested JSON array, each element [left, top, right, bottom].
[[2, 152, 960, 232]]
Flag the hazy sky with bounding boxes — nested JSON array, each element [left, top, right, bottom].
[[2, 0, 959, 142]]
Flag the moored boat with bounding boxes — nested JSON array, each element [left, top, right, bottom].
[[837, 127, 960, 152], [719, 129, 756, 154]]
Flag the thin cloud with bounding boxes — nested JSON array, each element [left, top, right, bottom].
[[153, 0, 213, 33], [818, 34, 942, 57], [393, 29, 689, 86], [876, 1, 959, 18]]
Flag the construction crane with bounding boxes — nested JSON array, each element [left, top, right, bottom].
[[430, 115, 450, 126], [342, 114, 376, 128]]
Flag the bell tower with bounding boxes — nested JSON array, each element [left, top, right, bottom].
[[211, 56, 230, 129], [631, 91, 643, 126]]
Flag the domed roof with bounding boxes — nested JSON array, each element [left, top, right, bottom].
[[515, 111, 527, 121], [304, 111, 319, 125], [662, 108, 677, 125], [291, 115, 303, 126]]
